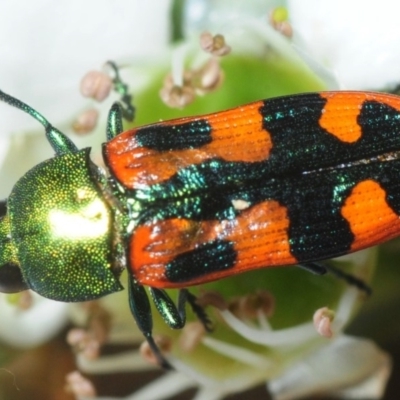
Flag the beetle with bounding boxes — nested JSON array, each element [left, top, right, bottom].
[[0, 88, 398, 367]]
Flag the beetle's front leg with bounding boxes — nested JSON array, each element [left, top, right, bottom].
[[150, 288, 213, 332], [127, 276, 172, 369]]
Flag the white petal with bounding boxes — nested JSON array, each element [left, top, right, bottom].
[[289, 0, 400, 89], [184, 0, 282, 32], [0, 293, 69, 347], [0, 0, 171, 134], [268, 335, 392, 400]]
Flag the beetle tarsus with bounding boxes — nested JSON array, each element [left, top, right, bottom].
[[183, 289, 214, 332], [145, 333, 173, 370], [300, 262, 372, 295], [324, 263, 372, 295], [298, 262, 327, 275]]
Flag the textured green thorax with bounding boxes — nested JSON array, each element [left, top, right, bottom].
[[7, 149, 123, 302]]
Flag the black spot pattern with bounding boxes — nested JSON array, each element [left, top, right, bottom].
[[135, 119, 212, 151], [165, 240, 236, 283]]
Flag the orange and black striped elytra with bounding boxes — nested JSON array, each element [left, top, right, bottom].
[[0, 87, 399, 368], [104, 91, 400, 288]]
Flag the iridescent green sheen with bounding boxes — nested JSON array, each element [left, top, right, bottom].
[[6, 149, 123, 302]]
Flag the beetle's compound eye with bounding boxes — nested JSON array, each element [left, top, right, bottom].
[[0, 263, 28, 293], [7, 149, 123, 302]]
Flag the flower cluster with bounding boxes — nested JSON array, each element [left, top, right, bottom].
[[0, 1, 399, 399]]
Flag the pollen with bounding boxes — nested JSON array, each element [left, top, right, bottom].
[[200, 31, 231, 56]]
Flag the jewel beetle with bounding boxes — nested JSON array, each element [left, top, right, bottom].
[[1, 87, 399, 368]]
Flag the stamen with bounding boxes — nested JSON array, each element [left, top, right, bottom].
[[160, 39, 225, 108], [194, 58, 224, 95], [72, 108, 99, 134], [313, 307, 335, 338], [159, 76, 196, 108], [6, 291, 33, 310], [171, 44, 188, 87], [67, 328, 101, 360], [76, 350, 154, 374], [67, 302, 111, 360], [200, 32, 231, 56], [269, 7, 293, 38], [202, 337, 272, 367], [179, 321, 206, 352], [196, 291, 227, 310], [219, 309, 318, 347], [80, 70, 113, 102], [65, 371, 96, 398], [228, 290, 275, 320], [331, 287, 359, 331]]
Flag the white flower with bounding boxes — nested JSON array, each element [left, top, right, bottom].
[[288, 0, 400, 90], [0, 292, 69, 347], [0, 2, 395, 399]]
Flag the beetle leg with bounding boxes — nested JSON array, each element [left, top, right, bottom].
[[323, 263, 372, 295], [182, 289, 213, 332], [106, 102, 124, 140], [149, 287, 186, 329], [150, 288, 213, 332], [298, 262, 327, 275], [127, 275, 172, 369], [105, 61, 135, 141], [300, 262, 372, 295], [105, 61, 135, 122]]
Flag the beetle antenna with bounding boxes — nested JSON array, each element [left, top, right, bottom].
[[0, 89, 78, 156], [104, 61, 135, 122]]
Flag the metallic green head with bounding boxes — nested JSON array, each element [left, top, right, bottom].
[[0, 90, 123, 302]]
